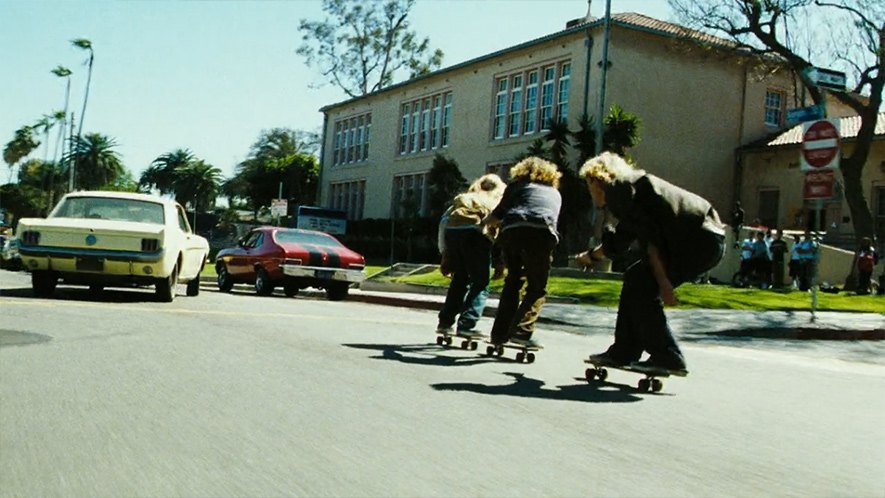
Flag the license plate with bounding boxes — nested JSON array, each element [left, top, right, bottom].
[[314, 269, 334, 280], [76, 256, 104, 272]]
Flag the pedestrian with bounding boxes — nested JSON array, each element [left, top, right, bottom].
[[856, 237, 879, 295], [483, 157, 562, 348], [789, 234, 802, 289], [436, 174, 506, 337], [751, 231, 772, 288], [575, 152, 725, 374], [769, 229, 788, 288], [731, 201, 744, 248], [796, 230, 819, 291]]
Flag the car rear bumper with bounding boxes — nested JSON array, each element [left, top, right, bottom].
[[280, 264, 365, 283], [19, 246, 166, 278]]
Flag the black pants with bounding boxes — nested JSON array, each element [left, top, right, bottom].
[[438, 228, 492, 330], [490, 226, 556, 344], [609, 231, 725, 362], [857, 271, 872, 295]]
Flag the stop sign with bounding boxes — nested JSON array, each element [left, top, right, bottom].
[[800, 119, 840, 171]]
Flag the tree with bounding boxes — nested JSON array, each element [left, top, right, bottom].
[[172, 160, 224, 212], [602, 104, 642, 156], [16, 159, 67, 214], [50, 66, 72, 166], [140, 148, 195, 197], [70, 38, 94, 190], [65, 133, 125, 191], [668, 0, 884, 250], [426, 153, 467, 221], [3, 126, 40, 182], [297, 0, 444, 98]]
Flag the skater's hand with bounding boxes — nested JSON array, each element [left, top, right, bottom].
[[439, 252, 452, 278], [659, 280, 678, 306]]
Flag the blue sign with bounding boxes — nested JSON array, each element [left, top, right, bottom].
[[787, 105, 824, 125]]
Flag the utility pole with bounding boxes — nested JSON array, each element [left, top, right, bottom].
[[594, 0, 612, 155], [67, 112, 76, 192]]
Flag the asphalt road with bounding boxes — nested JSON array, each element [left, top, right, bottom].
[[1, 270, 883, 497]]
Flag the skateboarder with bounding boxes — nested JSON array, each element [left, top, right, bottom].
[[483, 157, 562, 348], [436, 174, 506, 337], [575, 152, 726, 374]]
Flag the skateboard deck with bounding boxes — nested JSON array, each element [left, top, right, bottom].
[[483, 340, 542, 363], [435, 331, 486, 350], [584, 358, 686, 392]]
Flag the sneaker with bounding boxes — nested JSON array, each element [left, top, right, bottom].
[[510, 334, 542, 348], [587, 351, 630, 367], [631, 356, 688, 376], [435, 325, 454, 335]]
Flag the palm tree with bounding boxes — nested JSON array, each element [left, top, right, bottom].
[[3, 125, 40, 182], [140, 148, 194, 195], [173, 160, 223, 212], [65, 133, 124, 190], [543, 118, 572, 170], [602, 104, 641, 156], [50, 66, 72, 167], [71, 39, 94, 191]]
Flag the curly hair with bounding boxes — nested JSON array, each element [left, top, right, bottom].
[[509, 156, 562, 188], [579, 152, 643, 184], [467, 173, 506, 195]]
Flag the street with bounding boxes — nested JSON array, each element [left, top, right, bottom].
[[1, 270, 883, 497]]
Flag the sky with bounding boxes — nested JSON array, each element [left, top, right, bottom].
[[0, 0, 673, 180]]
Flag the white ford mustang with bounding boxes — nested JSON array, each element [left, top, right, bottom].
[[16, 191, 209, 302]]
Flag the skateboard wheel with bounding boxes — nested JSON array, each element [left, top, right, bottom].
[[638, 379, 651, 392], [470, 341, 478, 351], [597, 368, 608, 381], [526, 352, 535, 363], [444, 336, 452, 346], [651, 379, 663, 392], [585, 368, 596, 382], [495, 347, 503, 357], [436, 336, 443, 345], [461, 340, 469, 349], [486, 345, 495, 356], [515, 352, 525, 363]]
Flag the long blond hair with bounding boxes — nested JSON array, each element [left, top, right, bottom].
[[509, 156, 561, 188], [579, 152, 643, 184]]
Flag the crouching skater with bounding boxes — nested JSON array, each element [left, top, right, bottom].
[[575, 152, 726, 374]]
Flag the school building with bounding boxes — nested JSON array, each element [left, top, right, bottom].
[[315, 9, 883, 246]]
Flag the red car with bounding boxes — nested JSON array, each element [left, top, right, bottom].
[[215, 226, 366, 300]]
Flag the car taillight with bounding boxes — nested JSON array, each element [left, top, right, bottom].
[[141, 238, 160, 252], [21, 231, 40, 245], [284, 258, 303, 266]]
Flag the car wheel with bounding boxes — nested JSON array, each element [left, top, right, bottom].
[[217, 264, 234, 293], [186, 278, 200, 297], [31, 270, 57, 298], [325, 282, 349, 301], [156, 265, 178, 302], [255, 268, 274, 296]]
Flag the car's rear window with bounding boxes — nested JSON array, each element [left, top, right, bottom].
[[51, 197, 165, 225], [275, 230, 343, 247]]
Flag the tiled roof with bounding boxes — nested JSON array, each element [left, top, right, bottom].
[[610, 12, 736, 48], [763, 113, 885, 147]]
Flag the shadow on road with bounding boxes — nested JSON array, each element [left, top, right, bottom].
[[343, 343, 494, 367], [432, 372, 645, 403], [0, 286, 160, 303]]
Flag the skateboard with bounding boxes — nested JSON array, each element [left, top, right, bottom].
[[484, 341, 542, 363], [435, 331, 486, 351], [584, 357, 686, 392]]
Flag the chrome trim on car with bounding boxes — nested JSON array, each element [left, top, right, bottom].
[[18, 244, 165, 262], [280, 264, 366, 283]]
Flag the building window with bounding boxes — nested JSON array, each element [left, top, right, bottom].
[[764, 90, 785, 127], [398, 91, 452, 155], [332, 112, 371, 166], [493, 60, 570, 140], [392, 172, 428, 217], [329, 179, 366, 220]]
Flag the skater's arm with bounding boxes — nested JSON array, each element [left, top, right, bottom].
[[647, 243, 677, 306]]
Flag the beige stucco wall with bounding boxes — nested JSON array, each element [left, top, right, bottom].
[[320, 23, 798, 221]]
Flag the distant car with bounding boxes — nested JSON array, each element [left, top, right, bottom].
[[16, 191, 209, 301], [0, 235, 22, 271], [215, 226, 365, 300]]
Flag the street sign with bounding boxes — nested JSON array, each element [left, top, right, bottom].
[[800, 119, 840, 172], [803, 66, 847, 92], [270, 198, 288, 217], [786, 104, 824, 125], [804, 170, 835, 199]]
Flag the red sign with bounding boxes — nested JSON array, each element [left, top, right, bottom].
[[803, 170, 835, 199], [800, 119, 840, 171]]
